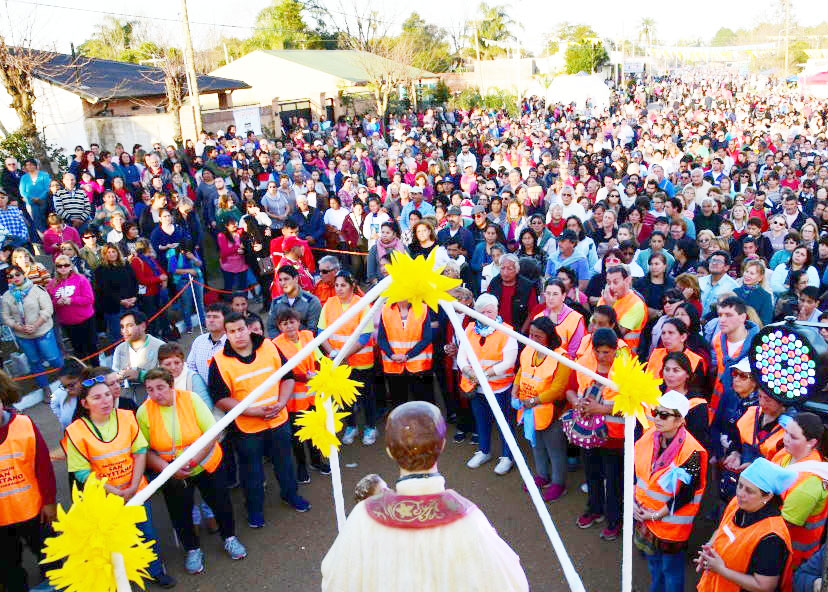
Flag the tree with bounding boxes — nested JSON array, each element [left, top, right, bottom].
[[0, 37, 61, 171], [564, 39, 609, 74], [398, 13, 453, 73], [78, 17, 137, 61], [463, 2, 515, 60], [246, 0, 322, 50], [638, 18, 657, 49], [711, 27, 738, 46]]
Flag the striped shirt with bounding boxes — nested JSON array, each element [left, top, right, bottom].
[[54, 188, 91, 222]]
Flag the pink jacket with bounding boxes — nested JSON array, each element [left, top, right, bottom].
[[43, 225, 82, 257], [217, 231, 248, 273], [46, 273, 95, 325]]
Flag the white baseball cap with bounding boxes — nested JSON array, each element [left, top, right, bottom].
[[657, 390, 690, 418]]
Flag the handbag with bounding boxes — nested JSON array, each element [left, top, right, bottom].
[[561, 391, 608, 449]]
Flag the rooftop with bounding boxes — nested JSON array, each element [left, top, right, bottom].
[[260, 49, 435, 83]]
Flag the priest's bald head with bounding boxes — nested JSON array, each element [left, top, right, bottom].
[[385, 401, 447, 471]]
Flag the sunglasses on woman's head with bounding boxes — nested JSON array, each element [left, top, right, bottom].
[[81, 375, 107, 388]]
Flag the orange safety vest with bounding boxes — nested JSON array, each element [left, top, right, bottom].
[[322, 295, 373, 368], [63, 409, 148, 491], [598, 291, 647, 351], [533, 308, 584, 352], [516, 346, 568, 431], [0, 415, 43, 527], [458, 324, 515, 393], [737, 406, 785, 461], [380, 302, 433, 374], [711, 331, 748, 421], [634, 427, 708, 542], [273, 331, 317, 413], [697, 497, 792, 592], [646, 347, 704, 379], [213, 339, 289, 434], [772, 448, 828, 568], [574, 352, 625, 440], [144, 390, 223, 474], [574, 334, 628, 366]]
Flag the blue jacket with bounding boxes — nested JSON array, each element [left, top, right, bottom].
[[794, 544, 824, 592], [290, 207, 325, 247], [437, 225, 474, 256]]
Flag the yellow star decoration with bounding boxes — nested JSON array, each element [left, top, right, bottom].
[[307, 356, 364, 408], [382, 250, 461, 312], [42, 475, 156, 592], [608, 349, 662, 423], [295, 394, 351, 457]]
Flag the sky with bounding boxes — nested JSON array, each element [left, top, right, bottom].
[[1, 0, 823, 57]]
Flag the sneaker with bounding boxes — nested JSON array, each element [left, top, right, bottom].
[[184, 549, 204, 575], [282, 495, 311, 512], [493, 457, 514, 475], [466, 451, 492, 469], [580, 482, 589, 494], [297, 464, 310, 484], [470, 433, 479, 444], [453, 431, 467, 444], [542, 484, 567, 502], [362, 427, 378, 446], [223, 536, 248, 560], [150, 573, 177, 588], [342, 426, 357, 445], [600, 525, 621, 541], [247, 512, 265, 529], [311, 461, 331, 475], [523, 475, 550, 492], [576, 513, 605, 529]]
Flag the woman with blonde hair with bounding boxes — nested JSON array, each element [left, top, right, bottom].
[[763, 214, 789, 252], [735, 259, 773, 325], [215, 193, 242, 231], [674, 273, 702, 316], [799, 219, 819, 253], [729, 204, 749, 239], [58, 241, 92, 280], [695, 230, 718, 261], [47, 254, 97, 362], [93, 243, 138, 342], [12, 247, 50, 287]]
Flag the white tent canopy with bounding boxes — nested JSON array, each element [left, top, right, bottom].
[[542, 73, 610, 111]]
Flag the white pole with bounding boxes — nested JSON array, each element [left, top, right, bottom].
[[622, 416, 635, 592], [453, 301, 617, 390], [441, 302, 586, 592], [127, 276, 393, 508], [188, 278, 204, 335], [111, 552, 130, 592], [326, 295, 386, 531]]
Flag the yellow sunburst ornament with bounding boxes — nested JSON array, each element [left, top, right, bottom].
[[41, 475, 156, 592], [308, 356, 364, 408], [295, 395, 351, 457], [608, 349, 662, 423], [382, 250, 461, 312]]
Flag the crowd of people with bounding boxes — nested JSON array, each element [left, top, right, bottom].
[[2, 69, 828, 591]]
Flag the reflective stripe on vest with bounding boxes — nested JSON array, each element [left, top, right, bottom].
[[516, 346, 568, 431], [145, 390, 223, 474], [273, 331, 317, 413], [0, 415, 42, 527], [634, 426, 708, 542], [697, 497, 793, 592], [458, 324, 515, 393], [773, 448, 828, 568], [62, 409, 148, 491], [214, 339, 289, 434], [380, 303, 433, 375], [323, 295, 373, 368]]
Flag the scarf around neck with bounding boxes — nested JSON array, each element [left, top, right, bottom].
[[10, 278, 34, 323], [376, 236, 404, 260]]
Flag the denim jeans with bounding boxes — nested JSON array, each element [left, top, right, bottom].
[[470, 387, 514, 459], [531, 420, 567, 485], [137, 499, 166, 579], [234, 422, 298, 517], [222, 270, 248, 296], [646, 551, 685, 592], [17, 328, 63, 388], [26, 200, 49, 233], [583, 447, 622, 528], [175, 280, 205, 329]]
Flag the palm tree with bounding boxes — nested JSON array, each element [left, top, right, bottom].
[[464, 2, 515, 60], [638, 18, 656, 52]]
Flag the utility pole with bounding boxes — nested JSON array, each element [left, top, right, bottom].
[[782, 0, 791, 77], [474, 25, 482, 90], [180, 0, 202, 140]]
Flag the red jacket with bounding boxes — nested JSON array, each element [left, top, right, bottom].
[[131, 255, 165, 297]]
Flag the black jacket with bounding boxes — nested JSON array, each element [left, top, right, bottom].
[[487, 275, 535, 330]]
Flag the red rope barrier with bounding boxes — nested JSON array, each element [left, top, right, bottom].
[[12, 280, 193, 382], [310, 247, 369, 256]]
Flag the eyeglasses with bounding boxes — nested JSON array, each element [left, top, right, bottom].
[[81, 375, 107, 388], [772, 220, 785, 225], [731, 370, 751, 380], [319, 268, 335, 274], [664, 298, 683, 305], [6, 271, 22, 279], [56, 263, 71, 268], [652, 410, 680, 420]]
